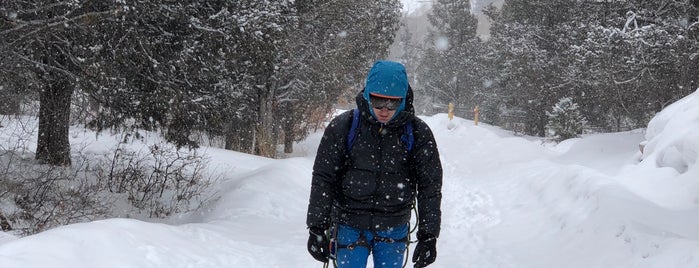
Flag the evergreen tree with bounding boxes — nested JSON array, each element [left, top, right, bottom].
[[1, 1, 120, 165], [275, 0, 401, 154], [484, 0, 581, 136], [418, 0, 484, 118], [82, 0, 297, 155], [546, 97, 586, 142], [570, 0, 699, 130], [397, 26, 428, 113]]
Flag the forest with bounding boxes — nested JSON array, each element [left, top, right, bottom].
[[406, 0, 698, 138], [1, 0, 697, 163]]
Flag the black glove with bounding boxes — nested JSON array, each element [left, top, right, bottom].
[[307, 227, 329, 263], [412, 232, 437, 268]]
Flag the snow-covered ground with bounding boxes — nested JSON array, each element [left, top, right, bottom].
[[0, 89, 698, 267]]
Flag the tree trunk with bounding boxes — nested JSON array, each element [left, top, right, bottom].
[[255, 96, 276, 157], [0, 211, 11, 231], [224, 122, 235, 151], [283, 115, 295, 154], [254, 75, 277, 157], [36, 77, 73, 166]]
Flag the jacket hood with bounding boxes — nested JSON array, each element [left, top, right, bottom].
[[356, 85, 415, 127], [363, 61, 410, 118]]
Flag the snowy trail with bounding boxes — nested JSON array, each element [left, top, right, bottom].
[[433, 116, 556, 267]]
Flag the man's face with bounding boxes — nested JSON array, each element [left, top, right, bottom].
[[370, 95, 402, 123]]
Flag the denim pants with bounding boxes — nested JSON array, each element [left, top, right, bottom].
[[334, 224, 408, 268]]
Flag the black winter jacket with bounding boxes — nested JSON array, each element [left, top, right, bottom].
[[306, 88, 442, 237]]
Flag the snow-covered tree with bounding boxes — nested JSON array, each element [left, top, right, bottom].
[[78, 0, 297, 156], [569, 0, 699, 130], [418, 0, 484, 118], [274, 0, 401, 154], [0, 0, 121, 165], [483, 0, 699, 134], [546, 97, 586, 142]]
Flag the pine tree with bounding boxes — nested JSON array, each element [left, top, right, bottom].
[[569, 0, 699, 130], [546, 97, 586, 142], [274, 0, 401, 154], [418, 0, 483, 118], [0, 1, 120, 165], [80, 0, 297, 154], [484, 0, 582, 136]]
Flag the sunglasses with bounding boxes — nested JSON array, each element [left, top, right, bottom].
[[370, 96, 402, 111]]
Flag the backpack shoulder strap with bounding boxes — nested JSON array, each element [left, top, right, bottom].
[[402, 120, 415, 153], [347, 109, 414, 153], [346, 108, 361, 152]]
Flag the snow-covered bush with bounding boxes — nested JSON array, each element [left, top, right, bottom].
[[546, 97, 586, 142], [0, 153, 109, 235], [0, 119, 214, 235], [93, 141, 213, 218]]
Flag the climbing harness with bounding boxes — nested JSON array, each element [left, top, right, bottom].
[[321, 202, 419, 268]]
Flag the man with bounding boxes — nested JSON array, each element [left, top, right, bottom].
[[306, 60, 443, 268]]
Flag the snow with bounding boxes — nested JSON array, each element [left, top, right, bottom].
[[401, 0, 502, 15], [1, 89, 699, 267], [400, 0, 431, 15]]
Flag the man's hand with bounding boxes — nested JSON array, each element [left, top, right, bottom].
[[307, 227, 329, 263], [412, 232, 437, 268]]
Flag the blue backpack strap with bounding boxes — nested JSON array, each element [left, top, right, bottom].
[[346, 109, 361, 152], [402, 120, 414, 153], [347, 109, 413, 153]]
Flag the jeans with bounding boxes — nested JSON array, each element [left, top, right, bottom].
[[334, 224, 408, 268]]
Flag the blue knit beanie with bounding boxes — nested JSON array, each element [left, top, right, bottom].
[[363, 60, 409, 118]]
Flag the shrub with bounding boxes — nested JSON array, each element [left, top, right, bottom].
[[93, 140, 213, 218], [0, 153, 109, 234], [0, 122, 214, 235]]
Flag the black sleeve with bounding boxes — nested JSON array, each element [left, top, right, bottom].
[[306, 111, 351, 230], [411, 118, 443, 238]]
